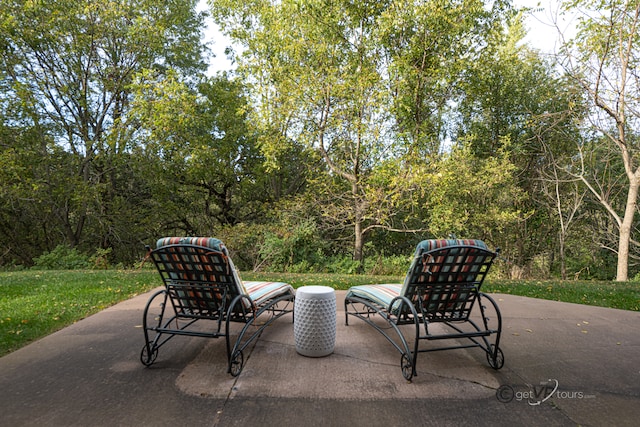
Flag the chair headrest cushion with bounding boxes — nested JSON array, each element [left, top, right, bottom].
[[156, 237, 227, 254], [415, 239, 488, 255]]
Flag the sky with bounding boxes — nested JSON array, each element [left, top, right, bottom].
[[514, 0, 578, 53], [196, 1, 234, 74], [198, 0, 578, 75]]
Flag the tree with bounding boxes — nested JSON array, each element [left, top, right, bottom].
[[0, 0, 206, 262], [130, 71, 307, 234], [211, 0, 399, 268], [538, 141, 587, 279], [453, 10, 585, 277], [559, 0, 640, 280], [382, 0, 511, 155], [425, 138, 525, 242], [211, 0, 512, 269]]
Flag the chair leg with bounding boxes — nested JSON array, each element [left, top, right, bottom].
[[479, 292, 504, 369], [140, 289, 168, 366], [225, 295, 251, 375], [225, 294, 294, 376], [346, 295, 419, 381]]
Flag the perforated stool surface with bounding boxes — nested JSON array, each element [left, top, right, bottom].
[[294, 286, 337, 357]]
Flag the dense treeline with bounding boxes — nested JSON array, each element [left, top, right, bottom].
[[1, 0, 638, 280]]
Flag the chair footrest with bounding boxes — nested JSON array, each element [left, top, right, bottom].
[[426, 330, 492, 340], [154, 327, 223, 339]]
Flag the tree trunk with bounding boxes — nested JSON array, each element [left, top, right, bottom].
[[354, 219, 364, 273], [616, 179, 639, 281], [353, 178, 365, 273], [557, 236, 567, 280]]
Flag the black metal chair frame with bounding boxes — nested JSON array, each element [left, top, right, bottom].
[[140, 243, 294, 376], [345, 244, 503, 381]]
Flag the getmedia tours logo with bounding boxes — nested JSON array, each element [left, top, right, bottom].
[[496, 379, 596, 405]]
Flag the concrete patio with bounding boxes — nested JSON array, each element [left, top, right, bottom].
[[0, 289, 638, 426]]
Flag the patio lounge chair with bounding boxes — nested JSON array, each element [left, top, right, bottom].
[[140, 237, 295, 376], [344, 239, 503, 381]]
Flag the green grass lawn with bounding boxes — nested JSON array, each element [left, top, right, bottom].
[[0, 270, 158, 357], [1, 269, 638, 356]]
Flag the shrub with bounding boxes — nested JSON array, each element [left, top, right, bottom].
[[257, 220, 330, 272], [89, 247, 112, 270], [32, 245, 90, 270], [216, 223, 271, 271], [364, 255, 410, 276]]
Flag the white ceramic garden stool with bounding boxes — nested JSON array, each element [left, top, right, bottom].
[[294, 286, 337, 357]]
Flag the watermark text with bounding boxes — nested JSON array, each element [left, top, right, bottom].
[[497, 379, 596, 405]]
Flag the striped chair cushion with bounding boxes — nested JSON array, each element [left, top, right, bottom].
[[404, 239, 488, 288], [156, 236, 247, 294], [243, 281, 295, 307], [157, 237, 225, 253], [347, 239, 490, 310], [345, 284, 402, 309], [414, 239, 487, 256], [156, 237, 293, 308]]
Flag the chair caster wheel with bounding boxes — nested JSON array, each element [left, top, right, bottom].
[[486, 345, 504, 369], [229, 350, 244, 377], [141, 342, 158, 366]]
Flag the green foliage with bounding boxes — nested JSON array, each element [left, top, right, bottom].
[[258, 220, 330, 272], [32, 245, 91, 270], [424, 137, 525, 240], [0, 0, 207, 267], [210, 0, 514, 267], [89, 248, 113, 270], [31, 246, 118, 271], [557, 0, 640, 280], [364, 254, 410, 276], [564, 246, 618, 281], [218, 218, 407, 275], [0, 0, 637, 283]]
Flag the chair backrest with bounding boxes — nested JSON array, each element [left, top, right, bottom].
[[150, 237, 248, 315], [400, 239, 497, 321]]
